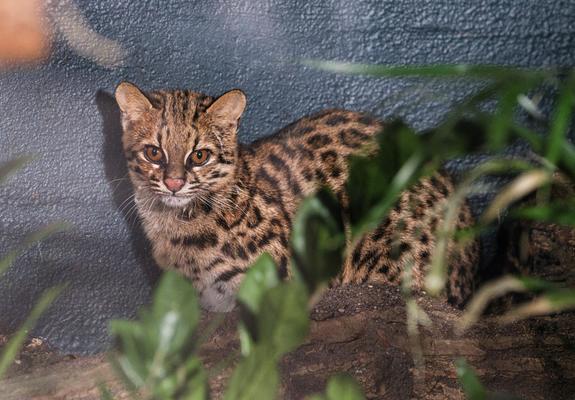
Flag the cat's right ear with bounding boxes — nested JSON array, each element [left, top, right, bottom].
[[206, 89, 247, 125], [115, 82, 152, 119]]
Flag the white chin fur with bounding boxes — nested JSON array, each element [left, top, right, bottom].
[[160, 196, 193, 208]]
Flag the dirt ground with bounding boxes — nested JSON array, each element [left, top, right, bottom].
[[2, 221, 575, 400]]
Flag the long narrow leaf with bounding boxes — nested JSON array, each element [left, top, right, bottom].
[[480, 170, 551, 225], [500, 289, 575, 324], [0, 286, 64, 378], [488, 83, 524, 150], [546, 71, 575, 165], [0, 222, 68, 277], [0, 156, 33, 185], [324, 374, 365, 400], [291, 189, 345, 293], [303, 60, 550, 81], [223, 352, 279, 400], [99, 383, 115, 400], [512, 202, 575, 225], [456, 276, 535, 334], [455, 358, 486, 400], [351, 151, 425, 240]]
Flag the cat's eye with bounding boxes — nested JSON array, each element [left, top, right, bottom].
[[187, 149, 210, 167], [144, 145, 164, 164]]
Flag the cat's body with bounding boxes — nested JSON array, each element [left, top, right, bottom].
[[115, 83, 478, 311]]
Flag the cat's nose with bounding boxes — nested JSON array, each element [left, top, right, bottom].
[[164, 178, 185, 193]]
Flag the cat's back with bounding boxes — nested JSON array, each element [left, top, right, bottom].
[[245, 109, 383, 199], [250, 108, 383, 153]]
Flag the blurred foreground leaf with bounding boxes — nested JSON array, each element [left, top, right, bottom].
[[98, 383, 114, 400], [457, 276, 558, 333], [546, 71, 575, 165], [291, 188, 345, 293], [481, 170, 551, 225], [0, 222, 68, 277], [455, 359, 486, 400], [0, 155, 33, 184], [309, 374, 366, 400], [500, 288, 575, 324], [304, 61, 551, 82], [225, 281, 309, 400], [347, 121, 431, 239], [0, 286, 63, 379], [110, 271, 206, 400], [513, 201, 575, 226], [237, 253, 280, 355], [237, 253, 280, 315]]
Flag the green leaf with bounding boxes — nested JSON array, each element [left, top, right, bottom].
[[499, 288, 575, 324], [0, 155, 33, 185], [257, 282, 309, 357], [512, 202, 575, 226], [175, 357, 208, 400], [455, 358, 486, 400], [237, 253, 280, 314], [511, 123, 544, 153], [517, 276, 559, 292], [223, 349, 279, 400], [559, 142, 575, 179], [98, 383, 115, 400], [303, 61, 550, 82], [0, 222, 68, 277], [487, 83, 524, 150], [152, 271, 200, 329], [427, 118, 490, 158], [547, 289, 575, 309], [236, 253, 280, 354], [456, 275, 560, 333], [547, 71, 575, 165], [225, 282, 309, 400], [291, 189, 345, 293], [0, 286, 64, 379], [346, 154, 389, 235], [146, 271, 200, 361], [109, 321, 148, 389], [481, 170, 551, 225], [347, 121, 431, 239], [456, 276, 528, 334], [109, 271, 203, 397], [325, 374, 365, 400]]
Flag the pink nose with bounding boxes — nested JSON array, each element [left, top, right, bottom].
[[164, 178, 185, 192]]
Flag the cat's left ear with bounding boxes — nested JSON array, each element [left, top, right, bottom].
[[206, 89, 246, 125]]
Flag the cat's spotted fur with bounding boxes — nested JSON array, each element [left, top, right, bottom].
[[115, 82, 479, 311]]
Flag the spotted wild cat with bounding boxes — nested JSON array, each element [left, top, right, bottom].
[[115, 82, 479, 311]]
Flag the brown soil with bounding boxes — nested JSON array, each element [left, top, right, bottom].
[[2, 222, 575, 400]]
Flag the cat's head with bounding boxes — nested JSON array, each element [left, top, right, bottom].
[[114, 82, 246, 208]]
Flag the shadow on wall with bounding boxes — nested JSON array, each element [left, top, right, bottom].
[[95, 89, 161, 287]]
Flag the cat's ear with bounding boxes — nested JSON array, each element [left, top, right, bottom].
[[206, 89, 246, 124], [115, 82, 153, 118]]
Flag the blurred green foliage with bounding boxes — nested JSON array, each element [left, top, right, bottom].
[[110, 272, 207, 399], [108, 63, 575, 399], [108, 190, 362, 399], [0, 157, 64, 380]]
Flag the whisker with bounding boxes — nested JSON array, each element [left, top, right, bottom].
[[117, 193, 137, 215]]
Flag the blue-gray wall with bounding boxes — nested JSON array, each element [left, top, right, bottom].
[[1, 1, 574, 354]]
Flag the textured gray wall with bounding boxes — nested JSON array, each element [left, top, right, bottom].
[[0, 1, 574, 354]]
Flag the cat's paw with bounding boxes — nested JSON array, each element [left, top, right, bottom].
[[199, 284, 236, 312]]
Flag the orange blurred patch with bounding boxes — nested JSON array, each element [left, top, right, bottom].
[[0, 0, 51, 68]]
